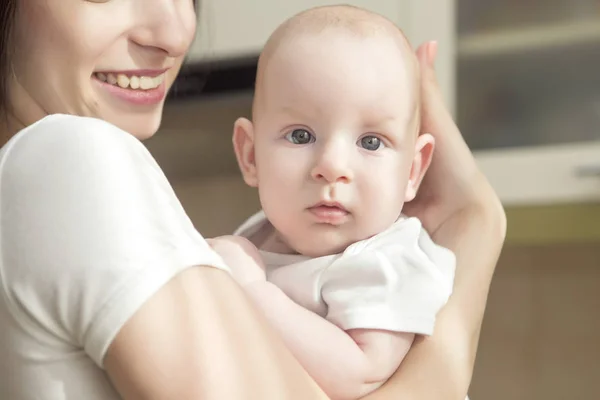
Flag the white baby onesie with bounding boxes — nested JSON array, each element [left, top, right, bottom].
[[234, 211, 456, 336]]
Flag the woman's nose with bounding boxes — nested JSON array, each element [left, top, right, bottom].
[[129, 0, 196, 58]]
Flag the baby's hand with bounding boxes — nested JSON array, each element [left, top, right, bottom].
[[207, 235, 266, 287]]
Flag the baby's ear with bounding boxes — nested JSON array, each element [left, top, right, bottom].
[[232, 117, 258, 187], [405, 133, 435, 202]]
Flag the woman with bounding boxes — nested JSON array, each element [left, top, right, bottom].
[[0, 0, 506, 399]]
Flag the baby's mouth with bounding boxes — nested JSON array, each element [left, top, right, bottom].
[[310, 201, 349, 213], [307, 201, 350, 225]]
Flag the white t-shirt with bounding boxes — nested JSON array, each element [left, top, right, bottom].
[[0, 114, 228, 399], [235, 211, 456, 335]]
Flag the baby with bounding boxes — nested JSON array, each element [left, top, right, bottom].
[[209, 5, 456, 400]]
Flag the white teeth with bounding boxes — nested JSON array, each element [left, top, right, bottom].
[[117, 74, 129, 89], [95, 72, 164, 90], [129, 76, 140, 89], [140, 76, 154, 90]]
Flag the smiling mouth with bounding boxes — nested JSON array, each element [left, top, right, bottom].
[[93, 72, 165, 90]]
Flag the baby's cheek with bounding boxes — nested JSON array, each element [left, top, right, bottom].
[[358, 181, 406, 230], [258, 151, 300, 187], [257, 178, 302, 247]]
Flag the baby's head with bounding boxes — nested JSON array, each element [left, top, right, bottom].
[[233, 5, 434, 257]]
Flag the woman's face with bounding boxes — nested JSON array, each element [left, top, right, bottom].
[[9, 0, 196, 139]]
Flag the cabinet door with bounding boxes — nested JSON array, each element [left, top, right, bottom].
[[191, 0, 403, 60], [456, 0, 600, 205], [475, 142, 600, 205]]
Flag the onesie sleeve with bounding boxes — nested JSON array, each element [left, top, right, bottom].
[[319, 218, 455, 335], [0, 115, 228, 367]]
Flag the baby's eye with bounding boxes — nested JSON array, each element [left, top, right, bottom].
[[359, 135, 383, 151], [285, 129, 314, 145]]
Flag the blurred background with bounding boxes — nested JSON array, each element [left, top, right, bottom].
[[145, 1, 600, 398]]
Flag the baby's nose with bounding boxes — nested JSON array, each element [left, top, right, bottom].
[[311, 149, 353, 184]]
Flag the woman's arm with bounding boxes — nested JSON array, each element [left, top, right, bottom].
[[363, 41, 507, 400], [105, 266, 329, 400]]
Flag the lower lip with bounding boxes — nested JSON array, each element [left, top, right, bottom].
[[308, 206, 349, 225], [93, 76, 166, 106]]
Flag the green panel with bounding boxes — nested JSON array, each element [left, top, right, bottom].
[[505, 203, 600, 245]]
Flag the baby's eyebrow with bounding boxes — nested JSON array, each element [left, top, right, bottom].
[[362, 113, 402, 128], [276, 104, 319, 121]]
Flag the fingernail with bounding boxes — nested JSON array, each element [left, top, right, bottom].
[[428, 41, 438, 67]]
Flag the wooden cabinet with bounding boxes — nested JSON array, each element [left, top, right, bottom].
[[454, 0, 600, 206]]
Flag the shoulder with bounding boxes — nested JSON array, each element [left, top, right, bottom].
[[321, 217, 456, 334], [8, 113, 141, 149], [1, 114, 152, 175], [341, 216, 456, 281], [0, 114, 167, 211]]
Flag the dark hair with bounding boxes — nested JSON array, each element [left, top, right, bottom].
[[0, 0, 17, 116]]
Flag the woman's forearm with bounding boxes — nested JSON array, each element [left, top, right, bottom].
[[363, 196, 506, 400], [434, 197, 507, 351]]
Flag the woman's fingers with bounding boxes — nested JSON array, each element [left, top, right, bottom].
[[417, 41, 460, 141], [416, 41, 439, 92]]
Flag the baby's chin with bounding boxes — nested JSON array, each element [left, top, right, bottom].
[[286, 231, 362, 258]]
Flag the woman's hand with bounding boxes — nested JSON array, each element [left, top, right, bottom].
[[402, 42, 505, 236], [207, 235, 267, 287]]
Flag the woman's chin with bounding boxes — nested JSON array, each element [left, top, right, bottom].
[[105, 110, 164, 141]]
